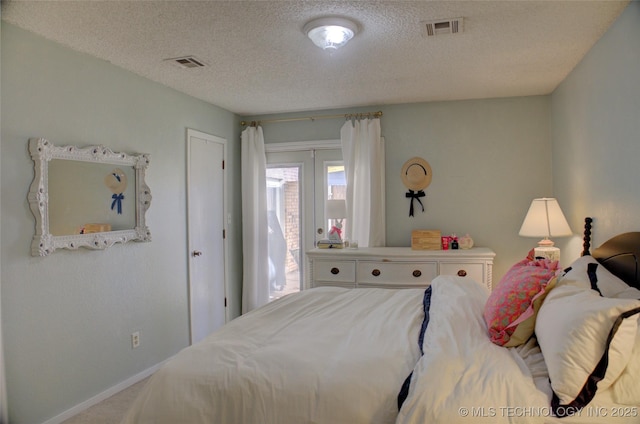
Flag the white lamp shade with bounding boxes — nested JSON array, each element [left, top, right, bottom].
[[325, 199, 347, 219], [519, 198, 572, 238]]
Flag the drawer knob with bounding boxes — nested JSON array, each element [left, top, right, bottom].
[[372, 269, 381, 277], [330, 267, 340, 275], [457, 269, 467, 277], [413, 270, 422, 278]]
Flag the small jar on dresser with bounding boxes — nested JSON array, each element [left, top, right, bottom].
[[306, 247, 496, 292]]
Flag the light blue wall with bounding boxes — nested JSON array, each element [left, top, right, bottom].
[[0, 11, 7, 424], [245, 95, 554, 279], [1, 24, 242, 424], [2, 1, 638, 422], [552, 2, 640, 259]]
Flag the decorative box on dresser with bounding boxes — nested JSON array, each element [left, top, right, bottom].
[[306, 247, 496, 291]]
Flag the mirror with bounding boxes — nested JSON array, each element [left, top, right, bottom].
[[28, 138, 152, 256]]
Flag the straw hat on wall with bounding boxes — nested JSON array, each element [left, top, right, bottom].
[[401, 157, 432, 191]]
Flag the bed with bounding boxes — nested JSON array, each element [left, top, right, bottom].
[[121, 218, 640, 424]]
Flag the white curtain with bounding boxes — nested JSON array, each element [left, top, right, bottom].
[[340, 118, 386, 247], [241, 126, 269, 313]]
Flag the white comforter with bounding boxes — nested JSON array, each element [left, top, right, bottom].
[[125, 277, 637, 424], [396, 276, 550, 424], [121, 286, 426, 424], [396, 276, 640, 424]]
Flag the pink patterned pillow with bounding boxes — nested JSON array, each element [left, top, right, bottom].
[[484, 250, 560, 347]]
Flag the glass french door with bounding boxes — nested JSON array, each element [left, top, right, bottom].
[[266, 148, 342, 299]]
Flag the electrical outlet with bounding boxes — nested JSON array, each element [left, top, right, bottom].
[[131, 331, 140, 349]]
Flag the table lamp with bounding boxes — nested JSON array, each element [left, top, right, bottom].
[[325, 199, 347, 243], [519, 198, 572, 262]]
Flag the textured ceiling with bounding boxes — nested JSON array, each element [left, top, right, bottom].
[[1, 1, 630, 116]]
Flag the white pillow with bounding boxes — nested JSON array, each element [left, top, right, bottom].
[[559, 255, 632, 297], [610, 286, 640, 405], [611, 325, 640, 405], [614, 286, 640, 300], [535, 284, 640, 414]]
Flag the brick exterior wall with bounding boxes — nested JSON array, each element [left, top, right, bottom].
[[283, 181, 300, 273]]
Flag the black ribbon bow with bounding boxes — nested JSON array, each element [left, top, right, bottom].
[[405, 190, 425, 217]]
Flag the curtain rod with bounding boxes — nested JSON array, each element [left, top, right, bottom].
[[240, 110, 382, 127]]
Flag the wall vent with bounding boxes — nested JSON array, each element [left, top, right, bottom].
[[421, 17, 464, 37], [164, 56, 207, 69]]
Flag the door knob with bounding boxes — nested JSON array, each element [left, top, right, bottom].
[[192, 250, 203, 257]]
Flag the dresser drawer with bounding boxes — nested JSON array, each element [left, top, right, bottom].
[[439, 262, 484, 283], [357, 261, 437, 286], [312, 260, 356, 283], [306, 247, 495, 291]]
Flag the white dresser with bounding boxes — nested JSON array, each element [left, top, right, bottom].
[[306, 247, 496, 291]]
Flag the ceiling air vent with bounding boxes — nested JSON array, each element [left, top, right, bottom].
[[421, 17, 464, 37], [164, 56, 207, 69]]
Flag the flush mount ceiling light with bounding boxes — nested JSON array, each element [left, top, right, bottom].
[[303, 17, 358, 50]]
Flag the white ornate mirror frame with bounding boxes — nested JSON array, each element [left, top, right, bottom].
[[28, 138, 152, 256]]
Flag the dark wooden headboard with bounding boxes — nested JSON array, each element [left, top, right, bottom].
[[582, 217, 640, 290]]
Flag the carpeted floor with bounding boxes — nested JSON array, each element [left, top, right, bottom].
[[62, 377, 149, 424]]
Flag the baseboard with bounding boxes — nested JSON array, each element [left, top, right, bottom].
[[41, 359, 170, 424]]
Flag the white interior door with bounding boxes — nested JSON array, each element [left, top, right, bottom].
[[187, 129, 227, 344]]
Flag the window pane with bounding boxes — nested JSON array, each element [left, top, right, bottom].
[[266, 166, 301, 300], [325, 163, 347, 239]]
